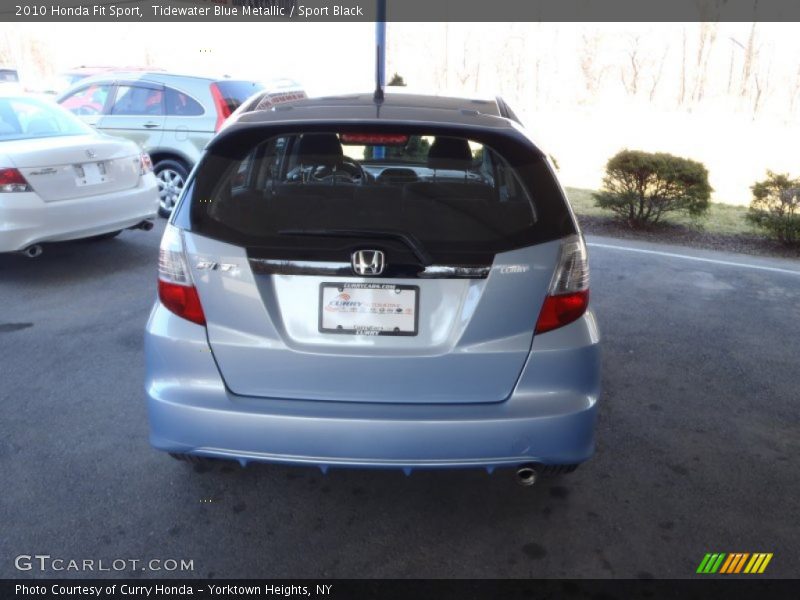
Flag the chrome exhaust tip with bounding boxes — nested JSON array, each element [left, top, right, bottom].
[[19, 244, 43, 258], [516, 465, 539, 487]]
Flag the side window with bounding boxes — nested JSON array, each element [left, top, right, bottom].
[[232, 137, 287, 191], [232, 150, 254, 190], [110, 85, 164, 116], [487, 148, 534, 207], [265, 137, 288, 183], [60, 84, 112, 116], [165, 87, 204, 116]]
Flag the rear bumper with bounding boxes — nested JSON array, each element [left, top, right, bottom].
[[145, 304, 601, 470], [0, 174, 158, 252]]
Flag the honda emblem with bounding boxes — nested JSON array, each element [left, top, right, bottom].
[[352, 250, 385, 276]]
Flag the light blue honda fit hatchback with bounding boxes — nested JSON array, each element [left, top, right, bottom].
[[144, 92, 600, 484]]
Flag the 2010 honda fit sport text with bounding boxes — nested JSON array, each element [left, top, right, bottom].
[[144, 93, 601, 479]]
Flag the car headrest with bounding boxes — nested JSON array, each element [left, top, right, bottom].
[[296, 133, 343, 167], [427, 137, 474, 171]]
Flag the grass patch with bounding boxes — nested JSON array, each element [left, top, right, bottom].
[[565, 187, 756, 237]]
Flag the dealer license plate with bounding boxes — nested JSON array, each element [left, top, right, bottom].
[[319, 283, 419, 336]]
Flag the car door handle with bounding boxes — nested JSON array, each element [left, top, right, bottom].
[[143, 122, 160, 128]]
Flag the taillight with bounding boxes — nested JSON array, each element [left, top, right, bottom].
[[535, 235, 590, 334], [210, 83, 232, 132], [0, 168, 31, 192], [138, 152, 153, 176], [157, 224, 205, 325]]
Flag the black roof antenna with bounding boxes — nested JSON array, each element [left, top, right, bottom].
[[374, 0, 387, 104]]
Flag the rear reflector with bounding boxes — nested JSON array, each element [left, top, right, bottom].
[[535, 235, 590, 334], [0, 168, 31, 192], [157, 224, 206, 325]]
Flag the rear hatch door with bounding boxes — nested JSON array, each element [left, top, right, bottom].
[[183, 126, 571, 404]]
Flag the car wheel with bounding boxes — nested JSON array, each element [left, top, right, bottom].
[[155, 159, 189, 218], [87, 230, 122, 241]]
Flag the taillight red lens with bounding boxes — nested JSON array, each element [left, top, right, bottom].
[[535, 290, 589, 334], [210, 83, 232, 132], [158, 279, 206, 325], [139, 153, 153, 175], [0, 167, 31, 192]]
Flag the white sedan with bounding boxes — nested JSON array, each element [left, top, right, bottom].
[[0, 94, 158, 256]]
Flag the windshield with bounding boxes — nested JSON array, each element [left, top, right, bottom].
[[0, 70, 19, 83], [0, 96, 93, 141]]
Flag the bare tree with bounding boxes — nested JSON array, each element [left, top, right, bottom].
[[678, 27, 688, 106], [692, 23, 718, 103], [751, 44, 771, 116], [454, 31, 482, 92], [0, 39, 12, 66], [620, 35, 643, 96], [726, 45, 736, 94], [500, 28, 527, 98], [143, 47, 158, 68], [580, 32, 606, 97], [789, 65, 800, 115], [740, 22, 757, 97], [18, 35, 54, 79], [649, 44, 669, 102]]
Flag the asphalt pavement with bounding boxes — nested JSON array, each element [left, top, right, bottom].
[[1, 221, 798, 579]]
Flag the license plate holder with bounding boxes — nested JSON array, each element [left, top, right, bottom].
[[319, 283, 419, 336], [75, 162, 106, 186]]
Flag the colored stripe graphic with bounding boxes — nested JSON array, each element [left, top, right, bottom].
[[698, 553, 727, 573], [710, 553, 726, 573], [734, 553, 750, 573], [696, 554, 713, 573], [701, 552, 774, 574], [723, 553, 741, 573], [758, 554, 773, 573], [744, 554, 761, 573], [719, 554, 736, 574]]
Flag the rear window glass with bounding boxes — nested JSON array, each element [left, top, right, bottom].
[[0, 96, 92, 141], [166, 87, 204, 116], [213, 81, 265, 113], [111, 85, 164, 116], [187, 131, 568, 264], [60, 83, 112, 116]]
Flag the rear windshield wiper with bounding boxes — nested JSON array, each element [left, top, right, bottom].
[[278, 228, 433, 266]]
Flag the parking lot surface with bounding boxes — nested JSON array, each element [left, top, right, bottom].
[[1, 222, 798, 578]]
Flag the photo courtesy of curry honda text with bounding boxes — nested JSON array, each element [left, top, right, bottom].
[[0, 94, 158, 256], [144, 92, 600, 485]]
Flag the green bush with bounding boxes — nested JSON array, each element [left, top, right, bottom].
[[594, 149, 712, 226], [747, 171, 800, 245]]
